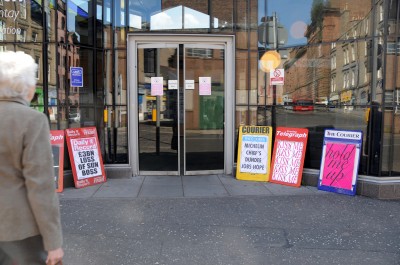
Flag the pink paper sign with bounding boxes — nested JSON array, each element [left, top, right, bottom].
[[199, 77, 211, 95], [151, 77, 163, 96], [321, 142, 357, 190]]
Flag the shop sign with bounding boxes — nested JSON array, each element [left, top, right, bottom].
[[340, 90, 352, 102], [270, 127, 308, 187], [236, 126, 273, 182], [65, 127, 107, 188], [50, 130, 65, 193], [70, 67, 83, 87], [318, 129, 362, 196]]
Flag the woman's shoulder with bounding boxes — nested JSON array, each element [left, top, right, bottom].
[[4, 100, 48, 122]]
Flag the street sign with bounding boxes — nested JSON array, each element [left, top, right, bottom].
[[258, 22, 288, 46], [270, 68, 284, 85], [70, 67, 83, 87]]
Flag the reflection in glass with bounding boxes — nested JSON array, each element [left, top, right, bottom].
[[67, 0, 94, 45], [138, 47, 179, 172], [185, 46, 225, 172]]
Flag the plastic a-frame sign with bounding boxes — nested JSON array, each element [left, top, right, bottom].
[[236, 126, 273, 182], [65, 127, 107, 188], [50, 130, 65, 193], [270, 127, 308, 187], [318, 129, 363, 196]]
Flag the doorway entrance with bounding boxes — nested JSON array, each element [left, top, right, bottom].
[[128, 35, 234, 176]]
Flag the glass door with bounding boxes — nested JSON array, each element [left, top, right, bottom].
[[131, 36, 233, 176], [184, 44, 225, 174], [137, 44, 179, 174]]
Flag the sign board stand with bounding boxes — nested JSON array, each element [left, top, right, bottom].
[[65, 127, 107, 188], [318, 129, 363, 196], [50, 130, 65, 193], [270, 127, 308, 187], [236, 126, 273, 182]]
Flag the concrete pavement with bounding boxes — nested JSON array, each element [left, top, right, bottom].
[[59, 175, 329, 200], [59, 176, 400, 265]]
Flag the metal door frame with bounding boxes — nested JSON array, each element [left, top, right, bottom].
[[128, 34, 235, 176]]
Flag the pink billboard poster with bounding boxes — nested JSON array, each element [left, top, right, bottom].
[[321, 142, 357, 190]]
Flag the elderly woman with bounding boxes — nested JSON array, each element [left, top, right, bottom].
[[0, 51, 63, 265]]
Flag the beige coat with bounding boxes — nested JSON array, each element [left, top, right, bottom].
[[0, 98, 62, 251]]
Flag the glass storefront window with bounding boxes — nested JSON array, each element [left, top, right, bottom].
[[67, 0, 94, 45], [2, 0, 400, 176]]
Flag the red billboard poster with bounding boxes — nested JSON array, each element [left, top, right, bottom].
[[50, 130, 65, 193], [270, 127, 309, 187], [318, 129, 363, 196], [65, 127, 107, 188]]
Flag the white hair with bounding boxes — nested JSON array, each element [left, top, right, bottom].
[[0, 51, 38, 101]]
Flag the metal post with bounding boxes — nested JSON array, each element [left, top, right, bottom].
[[271, 12, 278, 130], [156, 49, 161, 155]]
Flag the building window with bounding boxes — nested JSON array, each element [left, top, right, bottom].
[[331, 76, 336, 92], [20, 1, 26, 19], [365, 18, 369, 35], [186, 48, 213, 58], [343, 48, 349, 65], [331, 54, 336, 69], [331, 42, 336, 49], [351, 45, 355, 61], [387, 42, 396, 54], [351, 69, 355, 87], [17, 28, 26, 42], [35, 56, 40, 79], [0, 20, 4, 41], [344, 72, 349, 88], [379, 3, 384, 22], [32, 32, 38, 42]]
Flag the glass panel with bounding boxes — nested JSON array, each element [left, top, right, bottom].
[[0, 0, 43, 42], [138, 47, 179, 172], [127, 0, 234, 33], [185, 46, 224, 171], [67, 47, 94, 127], [210, 0, 234, 32], [114, 0, 126, 48], [67, 0, 94, 45], [262, 0, 376, 49]]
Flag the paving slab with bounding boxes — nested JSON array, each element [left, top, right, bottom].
[[59, 184, 102, 199], [219, 176, 273, 196], [93, 177, 143, 198], [263, 182, 316, 195]]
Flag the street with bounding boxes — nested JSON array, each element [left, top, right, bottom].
[[60, 182, 400, 265]]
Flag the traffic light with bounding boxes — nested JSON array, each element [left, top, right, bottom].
[[377, 43, 383, 71], [365, 40, 383, 72], [365, 40, 373, 73]]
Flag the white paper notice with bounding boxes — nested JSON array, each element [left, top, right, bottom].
[[168, 80, 178, 90], [185, 80, 194, 90], [199, 77, 211, 95], [151, 77, 164, 96]]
